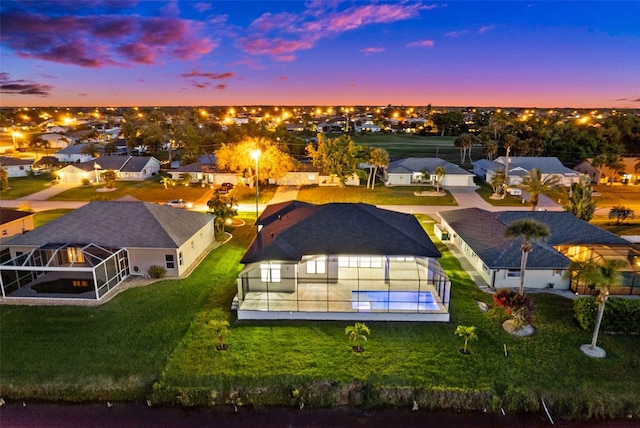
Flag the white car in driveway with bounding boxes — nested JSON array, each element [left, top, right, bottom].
[[165, 199, 193, 209]]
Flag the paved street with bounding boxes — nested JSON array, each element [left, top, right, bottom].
[[1, 183, 563, 215]]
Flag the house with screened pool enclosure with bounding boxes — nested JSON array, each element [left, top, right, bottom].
[[236, 201, 451, 321]]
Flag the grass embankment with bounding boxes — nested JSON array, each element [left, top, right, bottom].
[[296, 185, 457, 206]]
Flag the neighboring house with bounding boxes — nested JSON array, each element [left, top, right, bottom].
[[53, 144, 96, 164], [166, 155, 239, 186], [0, 200, 216, 300], [573, 157, 640, 185], [383, 157, 475, 187], [472, 156, 586, 187], [56, 155, 160, 184], [40, 133, 72, 149], [0, 156, 34, 177], [0, 208, 35, 238], [438, 208, 640, 295], [269, 162, 321, 186], [236, 201, 452, 321]]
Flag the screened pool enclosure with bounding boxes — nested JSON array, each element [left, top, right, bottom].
[[0, 243, 130, 300]]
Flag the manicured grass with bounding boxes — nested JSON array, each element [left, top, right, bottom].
[[352, 134, 462, 164], [475, 182, 525, 207], [49, 176, 214, 203], [591, 185, 640, 212], [33, 209, 73, 227], [0, 217, 255, 401], [0, 173, 57, 200], [151, 217, 640, 417], [590, 217, 640, 236], [296, 185, 457, 206], [2, 215, 640, 418]]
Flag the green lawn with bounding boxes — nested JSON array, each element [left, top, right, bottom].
[[150, 218, 640, 417], [352, 134, 462, 163], [0, 173, 57, 200], [475, 182, 525, 207], [33, 209, 74, 227], [296, 185, 457, 206], [2, 214, 640, 418]]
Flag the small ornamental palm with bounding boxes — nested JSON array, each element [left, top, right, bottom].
[[209, 320, 231, 351], [345, 322, 370, 353], [454, 325, 478, 355]]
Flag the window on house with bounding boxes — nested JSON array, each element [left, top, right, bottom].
[[306, 257, 326, 274], [506, 269, 521, 278], [338, 257, 349, 267], [553, 269, 562, 276], [260, 263, 281, 282], [179, 252, 183, 266], [1, 230, 6, 236], [165, 254, 175, 269], [190, 241, 194, 249]]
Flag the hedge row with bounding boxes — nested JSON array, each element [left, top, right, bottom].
[[574, 297, 640, 333]]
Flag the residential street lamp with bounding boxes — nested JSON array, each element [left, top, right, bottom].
[[250, 149, 261, 230], [94, 162, 101, 184]]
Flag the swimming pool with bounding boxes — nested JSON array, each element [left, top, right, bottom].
[[352, 291, 439, 312]]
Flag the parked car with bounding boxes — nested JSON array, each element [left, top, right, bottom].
[[506, 187, 522, 196], [217, 182, 234, 194], [165, 199, 193, 209]]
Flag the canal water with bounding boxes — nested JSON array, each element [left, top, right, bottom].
[[1, 403, 637, 428]]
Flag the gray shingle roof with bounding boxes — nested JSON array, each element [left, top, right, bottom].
[[241, 201, 441, 263], [5, 201, 213, 249], [0, 208, 34, 225], [74, 156, 157, 173], [439, 208, 629, 269], [495, 156, 579, 175], [386, 157, 472, 176]]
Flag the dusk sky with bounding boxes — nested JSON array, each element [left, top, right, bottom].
[[1, 1, 638, 109]]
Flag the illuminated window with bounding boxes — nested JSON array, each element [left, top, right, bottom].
[[67, 247, 85, 263], [306, 257, 326, 274], [260, 263, 281, 282], [72, 280, 89, 287]]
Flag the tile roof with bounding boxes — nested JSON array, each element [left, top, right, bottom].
[[241, 201, 441, 263], [439, 208, 630, 269], [5, 200, 213, 249]]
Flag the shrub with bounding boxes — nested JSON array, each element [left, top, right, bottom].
[[574, 297, 640, 333], [147, 265, 166, 279], [82, 178, 91, 186], [493, 289, 535, 327]]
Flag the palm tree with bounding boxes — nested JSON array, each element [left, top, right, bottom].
[[454, 133, 478, 164], [563, 180, 597, 221], [504, 219, 550, 296], [160, 176, 172, 189], [583, 259, 626, 355], [434, 165, 446, 193], [563, 259, 601, 294], [207, 194, 239, 240], [490, 169, 506, 197], [483, 139, 498, 160], [345, 322, 370, 353], [518, 168, 560, 211], [502, 134, 517, 192], [367, 148, 389, 189], [604, 154, 625, 186], [102, 170, 117, 188]]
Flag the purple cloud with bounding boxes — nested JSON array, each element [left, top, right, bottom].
[[194, 2, 213, 13], [361, 47, 385, 54], [180, 71, 235, 80], [445, 30, 470, 37], [0, 73, 53, 96], [238, 2, 437, 60], [406, 40, 435, 48], [0, 11, 216, 68], [215, 84, 226, 90]]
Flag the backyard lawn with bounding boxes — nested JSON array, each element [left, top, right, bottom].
[[2, 215, 638, 419]]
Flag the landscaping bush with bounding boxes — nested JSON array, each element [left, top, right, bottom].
[[81, 178, 90, 185], [574, 297, 640, 333], [147, 265, 166, 279], [492, 289, 535, 326]]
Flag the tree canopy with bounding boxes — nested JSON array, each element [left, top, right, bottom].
[[306, 134, 367, 187]]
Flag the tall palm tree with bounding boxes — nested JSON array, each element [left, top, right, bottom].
[[483, 139, 498, 160], [519, 168, 560, 211], [454, 133, 478, 164], [502, 134, 517, 192], [367, 147, 389, 189], [604, 154, 624, 186], [504, 219, 550, 296], [434, 165, 446, 192], [563, 180, 597, 221], [584, 259, 626, 354]]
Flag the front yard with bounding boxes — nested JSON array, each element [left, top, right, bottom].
[[296, 185, 457, 206], [2, 215, 639, 419]]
